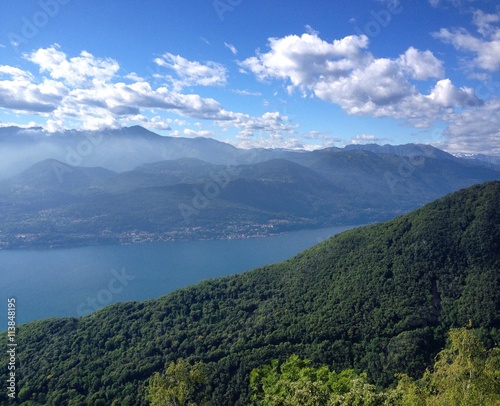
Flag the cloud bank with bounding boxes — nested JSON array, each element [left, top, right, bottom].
[[240, 33, 481, 128], [1, 9, 499, 154]]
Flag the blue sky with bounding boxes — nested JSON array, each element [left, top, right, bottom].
[[0, 0, 499, 153]]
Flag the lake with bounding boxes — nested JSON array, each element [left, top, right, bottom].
[[1, 225, 361, 325]]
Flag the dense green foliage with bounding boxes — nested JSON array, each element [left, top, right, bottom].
[[1, 182, 499, 405], [249, 355, 397, 405], [146, 359, 206, 406], [249, 328, 500, 405]]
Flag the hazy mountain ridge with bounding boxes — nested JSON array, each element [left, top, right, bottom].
[[1, 181, 499, 405], [1, 125, 498, 177], [452, 151, 500, 167], [1, 136, 500, 249], [0, 125, 248, 178]]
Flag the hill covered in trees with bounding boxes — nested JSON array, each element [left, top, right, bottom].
[[1, 181, 499, 405]]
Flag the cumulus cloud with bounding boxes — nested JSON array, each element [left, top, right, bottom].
[[433, 10, 500, 71], [217, 111, 297, 139], [0, 64, 67, 113], [397, 47, 444, 80], [182, 128, 216, 137], [0, 45, 296, 140], [240, 32, 479, 127], [438, 98, 500, 154], [154, 53, 227, 90], [427, 78, 482, 107], [241, 33, 371, 88], [25, 44, 120, 86]]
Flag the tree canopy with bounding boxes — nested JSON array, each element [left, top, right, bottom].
[[249, 328, 500, 406]]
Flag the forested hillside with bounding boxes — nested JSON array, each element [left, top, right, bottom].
[[1, 181, 499, 405]]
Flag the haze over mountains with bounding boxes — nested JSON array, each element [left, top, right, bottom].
[[1, 126, 499, 249], [2, 125, 499, 177]]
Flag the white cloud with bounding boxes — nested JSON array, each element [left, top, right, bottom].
[[231, 89, 262, 96], [224, 42, 238, 55], [154, 53, 227, 90], [120, 114, 172, 131], [45, 118, 65, 133], [25, 44, 120, 86], [440, 98, 500, 154], [397, 47, 444, 80], [0, 120, 39, 128], [0, 65, 34, 81], [427, 78, 482, 108], [473, 9, 500, 36], [347, 134, 393, 145], [240, 32, 475, 127], [217, 111, 297, 139], [124, 72, 144, 82], [200, 37, 212, 46], [65, 80, 229, 127], [241, 33, 370, 88], [231, 132, 319, 150], [433, 10, 500, 72], [182, 128, 216, 137], [302, 130, 340, 147], [0, 45, 299, 142], [428, 0, 477, 8], [0, 64, 67, 113]]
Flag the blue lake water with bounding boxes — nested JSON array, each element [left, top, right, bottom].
[[1, 225, 361, 325]]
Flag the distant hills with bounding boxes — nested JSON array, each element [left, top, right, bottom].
[[453, 151, 500, 166], [1, 125, 499, 176], [2, 181, 499, 404], [0, 125, 252, 177], [1, 126, 499, 249]]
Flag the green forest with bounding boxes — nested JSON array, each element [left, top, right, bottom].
[[1, 181, 499, 405], [147, 328, 500, 405]]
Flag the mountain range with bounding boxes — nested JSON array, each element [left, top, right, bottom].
[[2, 125, 499, 176], [1, 181, 499, 405], [1, 126, 499, 249]]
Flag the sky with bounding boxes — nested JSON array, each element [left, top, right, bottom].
[[0, 0, 499, 154]]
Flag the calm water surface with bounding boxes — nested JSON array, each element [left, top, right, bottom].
[[1, 225, 362, 325]]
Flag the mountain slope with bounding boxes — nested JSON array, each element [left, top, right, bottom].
[[2, 181, 499, 405], [0, 125, 251, 177], [0, 159, 116, 194], [2, 125, 498, 178], [1, 144, 500, 249]]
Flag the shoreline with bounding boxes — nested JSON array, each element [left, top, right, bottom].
[[0, 222, 366, 251]]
